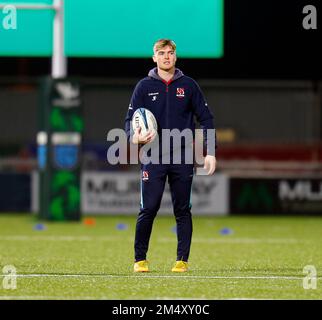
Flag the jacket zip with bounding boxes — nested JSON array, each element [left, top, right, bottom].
[[161, 78, 175, 128], [165, 82, 169, 128]]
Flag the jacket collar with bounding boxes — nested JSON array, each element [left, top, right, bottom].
[[148, 67, 184, 83]]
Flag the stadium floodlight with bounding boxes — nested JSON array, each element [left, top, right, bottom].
[[0, 0, 66, 78]]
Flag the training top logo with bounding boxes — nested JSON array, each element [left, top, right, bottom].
[[142, 171, 149, 181], [176, 88, 185, 98]]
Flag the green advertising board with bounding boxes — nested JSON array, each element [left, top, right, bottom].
[[0, 0, 223, 58]]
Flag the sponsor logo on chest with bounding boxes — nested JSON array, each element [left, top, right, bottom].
[[148, 92, 159, 102]]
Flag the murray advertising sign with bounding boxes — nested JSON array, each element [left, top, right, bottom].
[[81, 172, 229, 215]]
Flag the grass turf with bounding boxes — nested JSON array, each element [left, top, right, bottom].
[[0, 213, 321, 300]]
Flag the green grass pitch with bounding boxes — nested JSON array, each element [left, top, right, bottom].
[[0, 213, 321, 300]]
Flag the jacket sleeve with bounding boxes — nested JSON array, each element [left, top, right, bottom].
[[125, 80, 145, 142], [191, 80, 217, 156]]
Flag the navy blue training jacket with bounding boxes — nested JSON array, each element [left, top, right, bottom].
[[125, 67, 217, 156]]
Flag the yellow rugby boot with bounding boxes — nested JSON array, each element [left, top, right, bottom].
[[171, 260, 188, 273], [134, 260, 149, 272]]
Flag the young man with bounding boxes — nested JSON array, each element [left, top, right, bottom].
[[125, 39, 217, 272]]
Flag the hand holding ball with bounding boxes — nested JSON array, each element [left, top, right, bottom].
[[131, 108, 158, 144]]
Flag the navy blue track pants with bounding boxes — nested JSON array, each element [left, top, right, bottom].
[[135, 163, 194, 262]]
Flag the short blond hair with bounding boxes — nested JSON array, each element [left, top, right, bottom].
[[153, 39, 176, 53]]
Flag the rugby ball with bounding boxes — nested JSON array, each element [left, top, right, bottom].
[[132, 108, 158, 136]]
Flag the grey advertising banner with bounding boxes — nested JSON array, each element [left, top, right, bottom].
[[81, 172, 229, 215]]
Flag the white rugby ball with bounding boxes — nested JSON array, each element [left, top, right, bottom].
[[132, 108, 158, 136]]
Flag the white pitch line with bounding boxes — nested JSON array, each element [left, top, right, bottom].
[[0, 236, 126, 241], [0, 295, 271, 300], [0, 296, 102, 300], [0, 235, 311, 244], [159, 238, 307, 244], [152, 297, 270, 300], [1, 274, 318, 280]]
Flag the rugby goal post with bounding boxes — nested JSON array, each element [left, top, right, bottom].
[[0, 1, 83, 221]]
